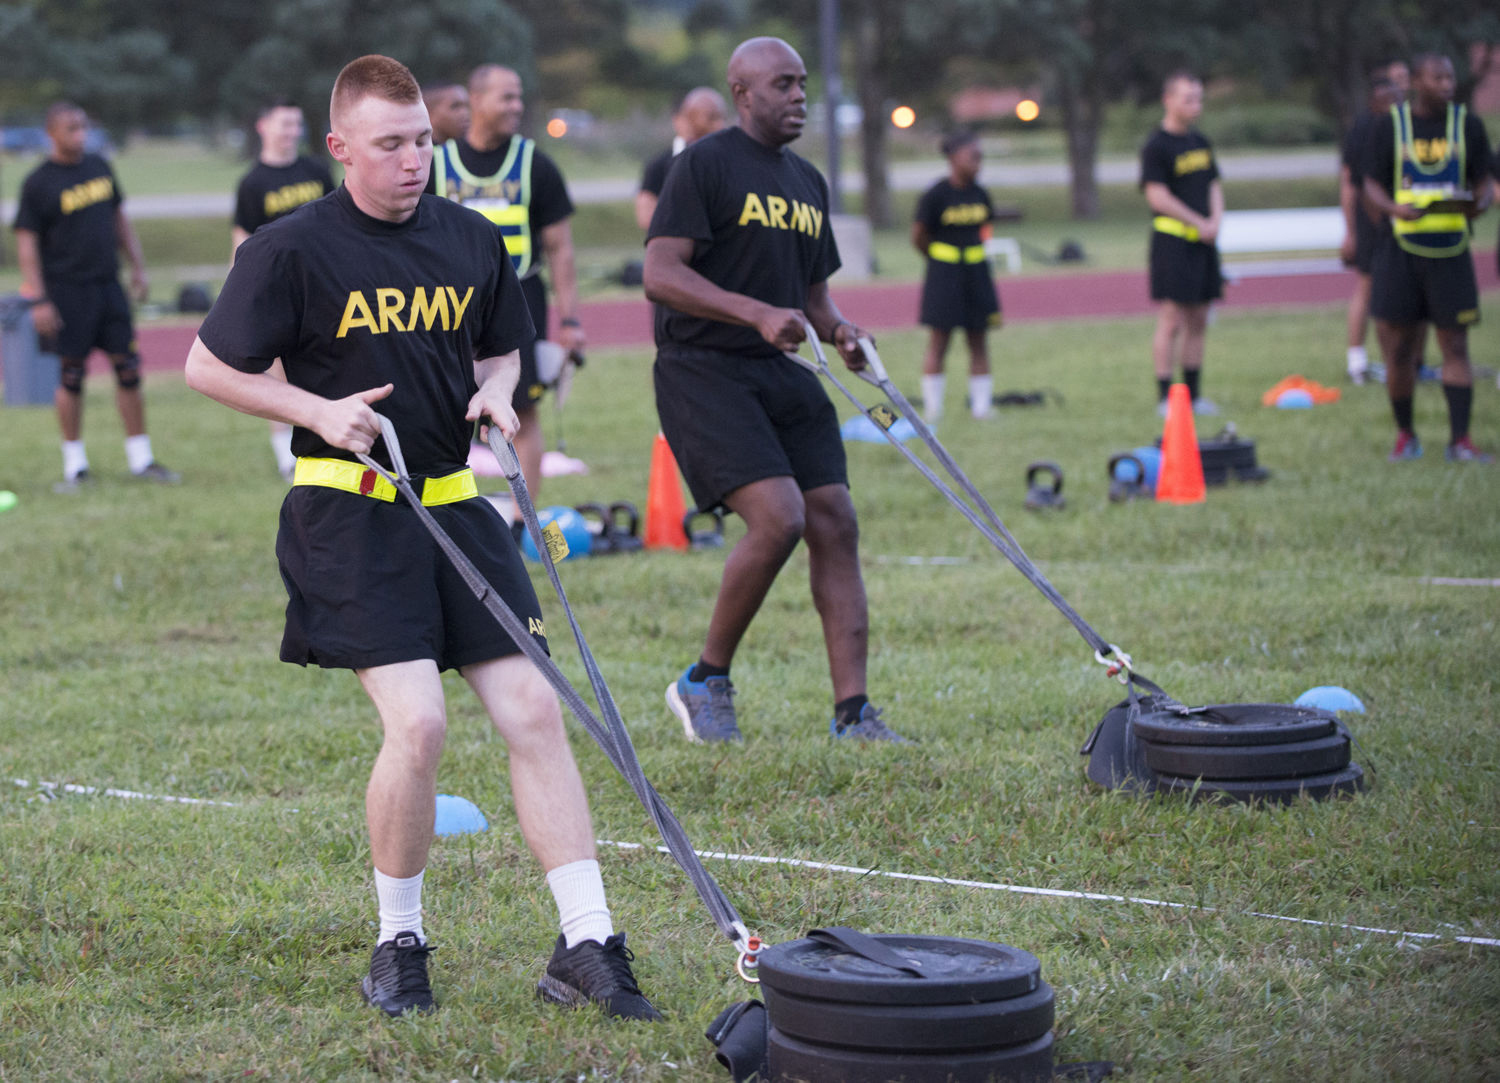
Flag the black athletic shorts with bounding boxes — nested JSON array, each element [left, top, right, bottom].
[[1351, 210, 1382, 275], [1148, 233, 1223, 305], [1369, 235, 1481, 330], [43, 278, 135, 360], [920, 260, 1001, 331], [514, 274, 547, 412], [653, 345, 848, 512], [275, 487, 548, 671]]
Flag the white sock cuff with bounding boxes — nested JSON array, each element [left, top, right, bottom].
[[546, 858, 613, 948], [124, 434, 153, 474], [62, 440, 88, 478], [374, 867, 425, 944]]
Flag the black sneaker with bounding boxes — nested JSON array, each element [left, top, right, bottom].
[[51, 469, 92, 494], [360, 932, 435, 1017], [132, 461, 181, 484], [536, 932, 662, 1021]]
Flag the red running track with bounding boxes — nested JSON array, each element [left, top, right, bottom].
[[69, 253, 1500, 374]]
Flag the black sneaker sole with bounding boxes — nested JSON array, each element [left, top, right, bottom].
[[537, 973, 588, 1008]]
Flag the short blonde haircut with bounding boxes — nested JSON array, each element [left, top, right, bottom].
[[330, 55, 421, 128]]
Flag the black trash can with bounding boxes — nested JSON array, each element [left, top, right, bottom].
[[0, 296, 60, 407]]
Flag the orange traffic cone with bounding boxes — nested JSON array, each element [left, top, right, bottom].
[[1156, 383, 1206, 504], [644, 432, 690, 550]]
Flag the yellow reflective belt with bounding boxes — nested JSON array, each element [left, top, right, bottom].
[[1153, 216, 1201, 242], [928, 242, 988, 264], [292, 459, 478, 506]]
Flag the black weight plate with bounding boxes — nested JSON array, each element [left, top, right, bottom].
[[1131, 702, 1337, 747], [758, 935, 1040, 1006], [1155, 762, 1366, 804], [769, 1026, 1054, 1083], [765, 982, 1054, 1053], [1140, 733, 1350, 780]]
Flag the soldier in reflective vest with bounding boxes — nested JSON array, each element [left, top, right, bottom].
[[428, 64, 583, 495], [1362, 53, 1494, 462]]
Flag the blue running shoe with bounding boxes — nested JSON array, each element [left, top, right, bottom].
[[666, 666, 741, 743], [830, 703, 912, 744], [1388, 432, 1422, 462]]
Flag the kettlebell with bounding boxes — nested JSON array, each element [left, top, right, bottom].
[[683, 506, 726, 549], [1024, 461, 1065, 511], [1107, 453, 1148, 502], [607, 500, 644, 553], [573, 502, 615, 556]]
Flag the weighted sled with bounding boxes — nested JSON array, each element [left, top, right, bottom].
[[763, 983, 1055, 1053], [767, 1027, 1055, 1083], [1154, 762, 1366, 804], [1139, 731, 1351, 780], [1129, 702, 1338, 747]]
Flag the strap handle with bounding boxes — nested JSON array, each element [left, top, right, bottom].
[[805, 927, 928, 978]]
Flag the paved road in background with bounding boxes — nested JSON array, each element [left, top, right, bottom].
[[1, 150, 1338, 221]]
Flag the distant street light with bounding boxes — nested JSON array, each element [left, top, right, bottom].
[[891, 105, 916, 129], [546, 117, 568, 138], [1016, 99, 1040, 122]]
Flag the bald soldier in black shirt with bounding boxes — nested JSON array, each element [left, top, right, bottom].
[[645, 36, 909, 746]]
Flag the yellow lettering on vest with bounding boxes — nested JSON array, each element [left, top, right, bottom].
[[445, 286, 474, 327], [406, 286, 450, 332], [336, 291, 378, 338], [739, 192, 769, 227], [767, 195, 789, 229], [376, 288, 407, 333], [1410, 138, 1451, 166]]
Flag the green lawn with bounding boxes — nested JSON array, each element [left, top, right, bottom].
[[2, 306, 1498, 1080]]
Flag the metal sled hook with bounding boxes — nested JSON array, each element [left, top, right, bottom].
[[1094, 645, 1134, 683], [732, 921, 763, 984]]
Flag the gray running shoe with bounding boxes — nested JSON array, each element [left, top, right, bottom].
[[536, 932, 662, 1021], [360, 932, 435, 1017], [52, 469, 92, 494], [666, 666, 742, 743], [132, 461, 181, 484], [1191, 397, 1220, 416], [829, 703, 913, 744]]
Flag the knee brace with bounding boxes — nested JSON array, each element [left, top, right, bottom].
[[59, 357, 87, 395], [110, 352, 142, 390]]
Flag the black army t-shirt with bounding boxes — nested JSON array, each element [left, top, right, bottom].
[[12, 153, 123, 283], [233, 156, 336, 235], [198, 187, 534, 475], [639, 146, 675, 198], [1139, 129, 1219, 218], [648, 125, 841, 358], [915, 179, 994, 248]]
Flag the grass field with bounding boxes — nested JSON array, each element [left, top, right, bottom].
[[2, 303, 1499, 1080]]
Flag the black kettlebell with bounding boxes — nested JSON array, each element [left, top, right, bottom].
[[573, 502, 616, 555], [607, 500, 644, 552], [683, 506, 726, 549], [1024, 461, 1065, 511], [1107, 453, 1147, 503]]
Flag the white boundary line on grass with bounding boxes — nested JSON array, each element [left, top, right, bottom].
[[598, 839, 1500, 950], [11, 777, 239, 807], [1419, 577, 1500, 588], [13, 778, 1495, 950]]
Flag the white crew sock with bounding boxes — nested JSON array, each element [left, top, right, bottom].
[[124, 434, 154, 474], [374, 868, 425, 945], [1346, 345, 1367, 373], [270, 425, 296, 477], [920, 375, 946, 423], [546, 858, 613, 948], [969, 374, 993, 419], [62, 440, 89, 480]]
